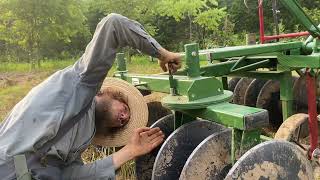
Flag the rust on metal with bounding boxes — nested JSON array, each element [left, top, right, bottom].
[[233, 78, 254, 105], [293, 76, 320, 112], [275, 113, 309, 141], [225, 141, 313, 180], [135, 114, 175, 180], [144, 92, 171, 126], [228, 77, 241, 93], [152, 120, 225, 180], [256, 80, 282, 128], [244, 79, 267, 107], [293, 76, 308, 113], [179, 129, 232, 180]]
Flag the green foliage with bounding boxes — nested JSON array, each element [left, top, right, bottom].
[[1, 0, 320, 60], [0, 0, 89, 60], [86, 0, 157, 35], [155, 0, 226, 31]]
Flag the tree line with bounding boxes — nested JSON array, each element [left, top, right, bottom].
[[0, 0, 319, 63]]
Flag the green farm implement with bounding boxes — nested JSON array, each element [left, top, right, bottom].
[[114, 0, 320, 179]]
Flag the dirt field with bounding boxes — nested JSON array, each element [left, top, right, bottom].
[[0, 71, 52, 120]]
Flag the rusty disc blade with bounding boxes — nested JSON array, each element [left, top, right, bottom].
[[293, 76, 320, 112], [225, 140, 313, 180], [244, 79, 267, 107], [233, 78, 254, 105], [135, 114, 175, 180], [256, 80, 282, 128], [144, 93, 172, 126], [139, 89, 152, 96], [152, 120, 225, 180], [179, 129, 232, 180], [228, 78, 241, 92], [293, 76, 308, 112]]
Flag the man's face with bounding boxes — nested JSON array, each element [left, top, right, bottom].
[[108, 99, 130, 127], [95, 91, 131, 129]]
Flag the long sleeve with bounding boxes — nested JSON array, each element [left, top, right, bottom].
[[62, 156, 115, 180], [75, 13, 162, 87]]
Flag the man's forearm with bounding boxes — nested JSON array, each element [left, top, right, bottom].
[[112, 145, 135, 170]]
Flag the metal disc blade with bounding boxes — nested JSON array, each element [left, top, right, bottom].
[[144, 92, 171, 126], [179, 129, 232, 180], [293, 76, 308, 112], [228, 78, 241, 92], [244, 79, 267, 107], [152, 120, 226, 180], [136, 114, 175, 180], [233, 78, 254, 105], [256, 80, 282, 128], [225, 140, 313, 180]]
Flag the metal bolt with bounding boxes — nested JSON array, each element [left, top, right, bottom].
[[191, 51, 197, 57]]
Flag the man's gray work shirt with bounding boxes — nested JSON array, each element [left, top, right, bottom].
[[0, 13, 161, 179]]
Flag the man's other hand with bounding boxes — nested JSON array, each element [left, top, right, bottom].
[[112, 127, 164, 169], [127, 127, 165, 158], [158, 48, 182, 73]]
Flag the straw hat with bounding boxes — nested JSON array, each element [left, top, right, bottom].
[[92, 78, 148, 147]]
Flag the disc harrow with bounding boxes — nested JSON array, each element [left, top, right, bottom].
[[228, 77, 308, 129], [152, 120, 225, 180], [113, 1, 320, 178]]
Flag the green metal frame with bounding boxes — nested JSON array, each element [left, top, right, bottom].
[[113, 0, 320, 165]]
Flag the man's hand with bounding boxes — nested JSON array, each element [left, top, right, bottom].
[[112, 127, 164, 169], [127, 127, 164, 157], [158, 48, 182, 73]]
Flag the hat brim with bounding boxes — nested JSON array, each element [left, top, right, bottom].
[[92, 78, 148, 147]]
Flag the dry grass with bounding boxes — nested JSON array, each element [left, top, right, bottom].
[[82, 145, 136, 179]]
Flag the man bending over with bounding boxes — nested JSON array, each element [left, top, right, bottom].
[[0, 13, 181, 179]]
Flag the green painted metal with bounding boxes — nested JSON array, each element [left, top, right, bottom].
[[162, 75, 234, 109], [280, 0, 320, 37], [278, 54, 320, 69], [239, 130, 261, 155], [162, 90, 233, 110], [231, 128, 242, 165], [173, 111, 196, 130], [279, 71, 294, 120], [116, 53, 126, 71], [260, 135, 273, 142], [230, 56, 247, 72], [185, 43, 201, 78], [230, 71, 286, 80], [313, 39, 320, 53], [231, 129, 261, 165], [116, 53, 127, 80], [179, 50, 212, 62], [180, 102, 267, 130], [230, 59, 271, 73], [114, 74, 190, 94], [198, 58, 272, 77], [208, 42, 303, 60], [221, 77, 228, 90]]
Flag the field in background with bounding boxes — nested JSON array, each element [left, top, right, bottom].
[[0, 55, 160, 120]]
